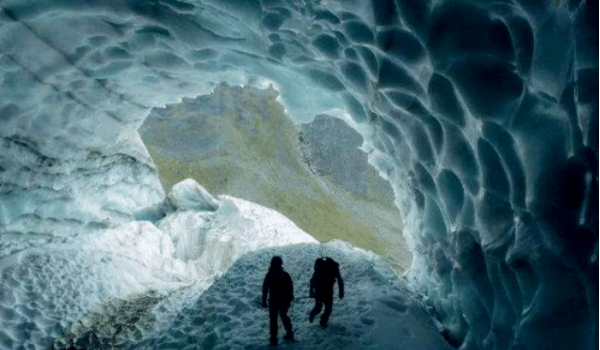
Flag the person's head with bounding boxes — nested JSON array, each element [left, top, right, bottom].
[[314, 258, 324, 270], [271, 256, 283, 268]]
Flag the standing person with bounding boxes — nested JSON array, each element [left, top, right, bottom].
[[262, 256, 294, 346], [309, 257, 344, 328]]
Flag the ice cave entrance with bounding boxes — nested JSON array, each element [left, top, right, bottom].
[[138, 82, 413, 274], [0, 0, 595, 348]]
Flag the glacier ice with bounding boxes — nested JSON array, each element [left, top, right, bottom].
[[0, 0, 597, 349]]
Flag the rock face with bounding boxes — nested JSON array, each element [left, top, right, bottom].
[[140, 83, 409, 272]]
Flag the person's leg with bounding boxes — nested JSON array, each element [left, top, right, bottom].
[[320, 296, 333, 328], [280, 305, 293, 340], [309, 298, 323, 323], [269, 306, 278, 344]]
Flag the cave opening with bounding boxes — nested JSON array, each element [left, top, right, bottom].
[[0, 0, 597, 349], [138, 81, 413, 274]]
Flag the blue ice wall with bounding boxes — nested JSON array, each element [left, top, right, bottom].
[[0, 1, 597, 349]]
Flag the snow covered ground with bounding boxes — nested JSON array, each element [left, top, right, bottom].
[[54, 242, 453, 350], [0, 179, 317, 349], [0, 178, 451, 349]]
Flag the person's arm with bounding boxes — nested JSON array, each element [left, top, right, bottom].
[[309, 275, 316, 297], [262, 273, 270, 307], [289, 275, 294, 301], [337, 270, 344, 299]]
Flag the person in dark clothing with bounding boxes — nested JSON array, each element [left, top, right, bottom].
[[309, 257, 344, 328], [262, 256, 294, 346]]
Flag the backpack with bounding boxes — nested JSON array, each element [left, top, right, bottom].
[[313, 258, 339, 290]]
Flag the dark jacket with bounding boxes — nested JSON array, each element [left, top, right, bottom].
[[310, 258, 344, 299], [262, 265, 294, 307]]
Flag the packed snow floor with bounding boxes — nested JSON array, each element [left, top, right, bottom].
[[0, 180, 451, 349], [52, 242, 453, 350]]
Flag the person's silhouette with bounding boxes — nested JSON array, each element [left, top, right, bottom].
[[309, 257, 344, 328], [262, 256, 294, 345]]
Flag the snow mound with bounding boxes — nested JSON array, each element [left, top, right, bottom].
[[0, 180, 318, 349], [167, 178, 220, 212]]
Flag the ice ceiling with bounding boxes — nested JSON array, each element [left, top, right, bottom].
[[0, 0, 597, 349]]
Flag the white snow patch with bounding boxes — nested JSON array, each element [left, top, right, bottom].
[[0, 179, 318, 349]]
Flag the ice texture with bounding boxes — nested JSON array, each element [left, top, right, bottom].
[[0, 0, 597, 349]]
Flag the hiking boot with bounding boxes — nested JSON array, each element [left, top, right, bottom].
[[309, 313, 315, 323], [270, 337, 278, 346], [284, 333, 294, 342]]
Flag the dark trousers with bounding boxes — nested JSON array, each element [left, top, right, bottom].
[[310, 295, 333, 326], [269, 303, 292, 339]]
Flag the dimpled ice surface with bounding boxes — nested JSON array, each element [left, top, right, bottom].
[[0, 0, 597, 349]]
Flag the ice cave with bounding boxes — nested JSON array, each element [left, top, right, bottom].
[[0, 0, 597, 349]]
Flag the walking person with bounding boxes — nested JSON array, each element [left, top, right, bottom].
[[309, 257, 344, 328], [262, 256, 294, 346]]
